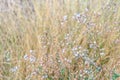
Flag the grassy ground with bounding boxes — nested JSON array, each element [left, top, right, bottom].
[[0, 0, 120, 80]]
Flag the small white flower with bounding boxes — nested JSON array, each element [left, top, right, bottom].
[[93, 41, 96, 44], [84, 69, 90, 74], [80, 74, 83, 77], [81, 53, 85, 57], [75, 13, 81, 18], [100, 48, 105, 51], [42, 74, 48, 79], [85, 61, 89, 65], [58, 60, 61, 63], [85, 8, 89, 12], [61, 22, 64, 25], [30, 55, 36, 63], [30, 50, 33, 53], [43, 46, 46, 48], [72, 16, 75, 19], [78, 46, 82, 49], [100, 52, 105, 56], [74, 53, 79, 57], [67, 59, 72, 63], [30, 50, 35, 54], [89, 43, 96, 49], [62, 49, 65, 53], [64, 58, 67, 61], [24, 54, 29, 60], [10, 66, 18, 73], [31, 71, 37, 75], [6, 58, 10, 62], [74, 47, 78, 51], [64, 58, 72, 63], [63, 15, 67, 21]]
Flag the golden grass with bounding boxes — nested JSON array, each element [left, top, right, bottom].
[[0, 0, 120, 80]]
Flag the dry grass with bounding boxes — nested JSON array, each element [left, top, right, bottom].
[[0, 0, 120, 80]]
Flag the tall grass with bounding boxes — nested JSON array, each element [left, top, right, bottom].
[[0, 0, 120, 80]]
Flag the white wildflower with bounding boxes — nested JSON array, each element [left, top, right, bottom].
[[100, 52, 105, 56], [62, 48, 65, 53], [85, 8, 89, 12], [75, 13, 81, 18], [67, 59, 72, 63], [89, 43, 96, 49], [61, 22, 64, 25], [30, 50, 33, 54], [30, 49, 35, 54], [78, 46, 82, 49], [64, 58, 67, 61], [42, 74, 48, 79], [24, 54, 29, 60], [10, 66, 18, 73], [85, 61, 89, 65], [6, 58, 10, 62], [31, 71, 37, 75], [63, 15, 67, 21], [58, 60, 61, 63], [30, 55, 36, 63], [74, 52, 79, 57]]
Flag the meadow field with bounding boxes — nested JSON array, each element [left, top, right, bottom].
[[0, 0, 120, 80]]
